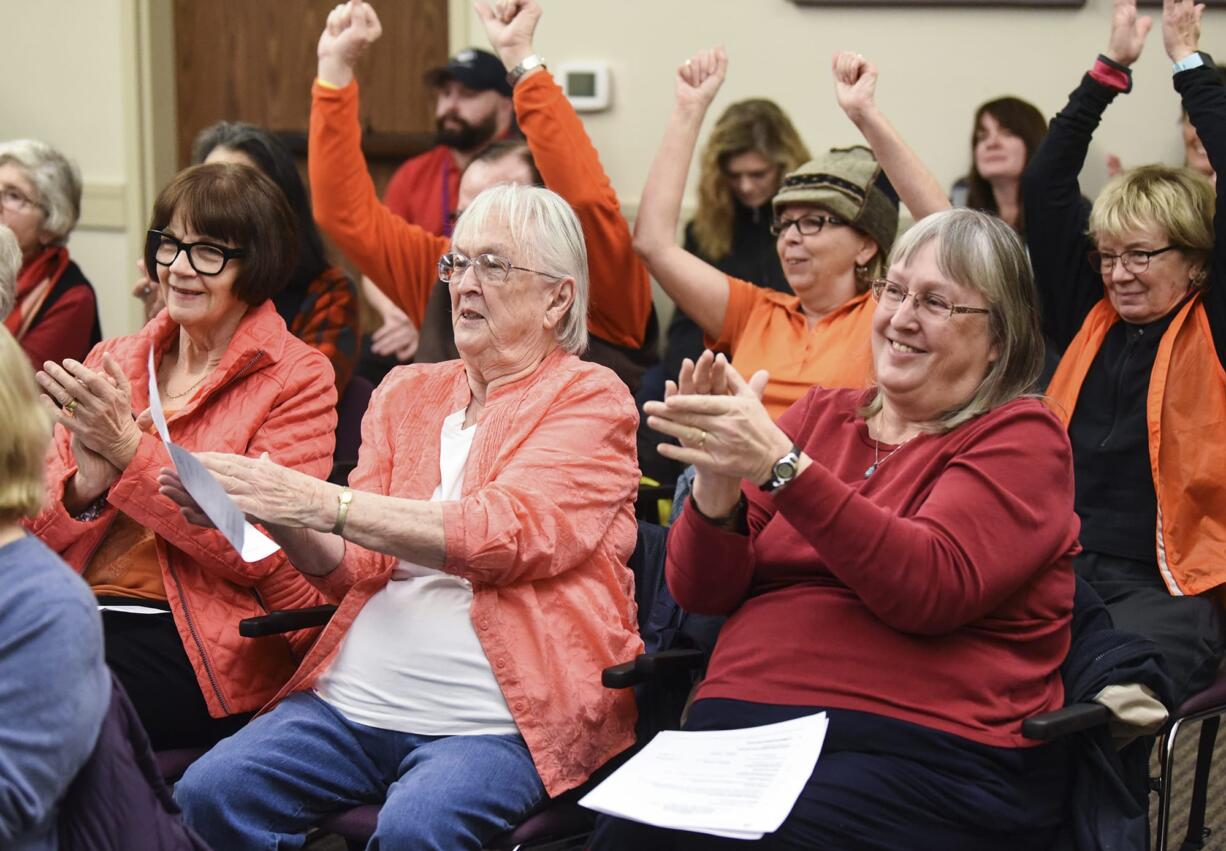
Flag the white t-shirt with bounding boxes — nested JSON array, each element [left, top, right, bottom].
[[315, 409, 518, 736]]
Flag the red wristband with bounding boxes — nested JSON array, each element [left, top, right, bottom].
[[1090, 55, 1133, 93]]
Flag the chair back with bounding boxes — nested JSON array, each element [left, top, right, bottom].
[[330, 375, 375, 485]]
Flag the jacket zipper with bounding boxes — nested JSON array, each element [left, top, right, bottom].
[[164, 349, 266, 716], [1098, 326, 1142, 449]]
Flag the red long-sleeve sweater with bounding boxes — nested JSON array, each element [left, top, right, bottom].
[[669, 388, 1080, 749]]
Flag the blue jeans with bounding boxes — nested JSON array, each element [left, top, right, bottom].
[[174, 692, 545, 851]]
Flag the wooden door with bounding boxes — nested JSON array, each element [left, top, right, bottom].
[[172, 0, 447, 185]]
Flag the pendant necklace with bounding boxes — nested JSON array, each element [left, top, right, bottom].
[[864, 434, 918, 478]]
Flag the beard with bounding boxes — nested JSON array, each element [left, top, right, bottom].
[[435, 111, 500, 153]]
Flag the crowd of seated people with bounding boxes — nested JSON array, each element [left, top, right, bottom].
[[2, 0, 1224, 848]]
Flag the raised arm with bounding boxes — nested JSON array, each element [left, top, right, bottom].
[[477, 0, 652, 349], [1023, 0, 1151, 348], [1166, 0, 1226, 365], [832, 52, 949, 221], [309, 0, 449, 325], [632, 48, 732, 339]]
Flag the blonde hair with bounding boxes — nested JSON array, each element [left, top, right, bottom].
[[862, 209, 1044, 431], [0, 326, 51, 523], [0, 225, 20, 320], [1089, 164, 1214, 275], [691, 99, 809, 261], [451, 183, 590, 354]]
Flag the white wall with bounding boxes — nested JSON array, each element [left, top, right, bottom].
[[4, 0, 1224, 344], [0, 0, 140, 341], [459, 0, 1226, 207]]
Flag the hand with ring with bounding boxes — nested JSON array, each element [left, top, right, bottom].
[[645, 351, 787, 518], [37, 353, 144, 472]]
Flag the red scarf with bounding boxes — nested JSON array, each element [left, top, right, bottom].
[[4, 245, 70, 341]]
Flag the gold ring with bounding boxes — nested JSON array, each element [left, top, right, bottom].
[[64, 399, 79, 415], [696, 429, 708, 450]]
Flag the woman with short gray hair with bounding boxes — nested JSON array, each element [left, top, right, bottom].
[[167, 182, 643, 850], [0, 139, 100, 365]]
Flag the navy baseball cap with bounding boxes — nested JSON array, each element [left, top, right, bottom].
[[424, 48, 513, 97]]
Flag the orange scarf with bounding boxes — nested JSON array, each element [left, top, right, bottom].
[[4, 245, 70, 341]]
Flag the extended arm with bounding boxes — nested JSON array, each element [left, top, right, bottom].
[[1168, 0, 1226, 365], [478, 0, 653, 349], [632, 48, 732, 339], [832, 52, 950, 221], [1023, 0, 1152, 347], [309, 1, 449, 325]]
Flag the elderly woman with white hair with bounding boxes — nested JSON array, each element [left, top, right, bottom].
[[169, 183, 643, 850], [0, 140, 100, 365]]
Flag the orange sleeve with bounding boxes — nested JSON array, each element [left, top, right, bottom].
[[309, 81, 449, 326], [514, 72, 650, 349], [705, 275, 758, 354]]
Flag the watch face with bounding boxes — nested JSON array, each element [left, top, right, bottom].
[[773, 458, 798, 480]]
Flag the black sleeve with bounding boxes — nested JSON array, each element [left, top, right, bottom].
[[1022, 72, 1123, 350], [1174, 58, 1226, 369]]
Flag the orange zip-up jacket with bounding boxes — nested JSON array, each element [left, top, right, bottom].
[[1047, 296, 1226, 597], [309, 73, 652, 350], [28, 301, 338, 718], [263, 349, 642, 796]]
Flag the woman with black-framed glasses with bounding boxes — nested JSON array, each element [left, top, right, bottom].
[[1022, 0, 1226, 707], [25, 161, 339, 751], [634, 47, 898, 423]]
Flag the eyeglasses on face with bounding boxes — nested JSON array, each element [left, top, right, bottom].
[[0, 186, 43, 215], [1088, 245, 1179, 275], [769, 214, 846, 238], [870, 279, 992, 322], [437, 251, 564, 286], [148, 229, 245, 276]]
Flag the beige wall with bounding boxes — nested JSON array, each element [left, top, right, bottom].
[[4, 0, 1225, 342], [458, 0, 1226, 209]]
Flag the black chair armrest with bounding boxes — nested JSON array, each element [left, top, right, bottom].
[[1021, 702, 1111, 741], [602, 649, 706, 689], [239, 605, 338, 637]]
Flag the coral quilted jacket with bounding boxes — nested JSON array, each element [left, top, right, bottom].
[[29, 301, 338, 718]]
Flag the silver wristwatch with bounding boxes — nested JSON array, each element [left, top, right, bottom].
[[759, 445, 802, 493], [507, 54, 546, 88]]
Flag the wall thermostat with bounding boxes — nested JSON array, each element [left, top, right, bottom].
[[557, 61, 611, 112]]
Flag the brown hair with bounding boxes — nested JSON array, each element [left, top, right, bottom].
[[145, 162, 298, 305], [692, 99, 809, 261], [964, 97, 1048, 231]]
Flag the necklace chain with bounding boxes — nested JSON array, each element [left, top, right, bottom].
[[162, 367, 215, 400], [864, 434, 918, 478]]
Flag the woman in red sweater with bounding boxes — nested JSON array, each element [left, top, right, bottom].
[[617, 208, 1080, 850]]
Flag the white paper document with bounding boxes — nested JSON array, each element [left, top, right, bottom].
[[147, 349, 279, 562], [579, 712, 829, 841]]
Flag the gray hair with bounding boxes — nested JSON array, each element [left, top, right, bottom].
[[0, 225, 19, 320], [0, 139, 82, 244], [864, 208, 1044, 431], [451, 183, 589, 354]]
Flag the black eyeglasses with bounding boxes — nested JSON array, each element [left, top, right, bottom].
[[437, 251, 564, 286], [1088, 245, 1179, 275], [147, 229, 245, 276], [870, 279, 992, 322], [769, 214, 846, 238]]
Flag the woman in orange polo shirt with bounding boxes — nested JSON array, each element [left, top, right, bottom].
[[634, 48, 899, 421]]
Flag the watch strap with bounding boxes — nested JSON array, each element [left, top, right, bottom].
[[1173, 51, 1208, 75], [507, 54, 546, 88]]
